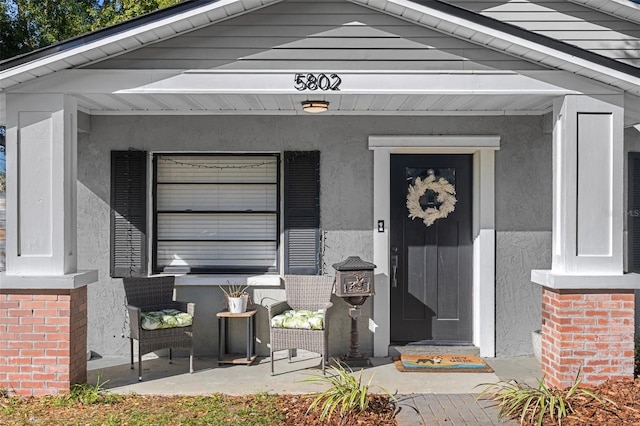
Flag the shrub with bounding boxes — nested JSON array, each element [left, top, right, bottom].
[[477, 369, 609, 426], [303, 361, 395, 423]]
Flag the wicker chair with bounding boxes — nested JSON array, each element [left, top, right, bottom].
[[268, 275, 334, 375], [123, 276, 195, 381]]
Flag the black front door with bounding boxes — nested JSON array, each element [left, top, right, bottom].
[[390, 154, 473, 343]]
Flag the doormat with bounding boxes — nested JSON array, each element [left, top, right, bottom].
[[393, 354, 493, 373]]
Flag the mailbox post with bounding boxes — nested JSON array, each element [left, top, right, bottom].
[[332, 256, 376, 367]]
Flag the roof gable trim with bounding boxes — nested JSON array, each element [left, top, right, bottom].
[[0, 0, 280, 81], [1, 0, 640, 94], [566, 0, 640, 24], [349, 0, 640, 92]]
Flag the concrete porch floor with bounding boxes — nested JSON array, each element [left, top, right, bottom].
[[88, 353, 540, 425]]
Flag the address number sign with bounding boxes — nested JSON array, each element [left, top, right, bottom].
[[294, 73, 342, 91]]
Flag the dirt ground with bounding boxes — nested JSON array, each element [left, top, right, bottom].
[[0, 393, 397, 426], [555, 379, 640, 426], [2, 380, 640, 425], [278, 394, 397, 425]]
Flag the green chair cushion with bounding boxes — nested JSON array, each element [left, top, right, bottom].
[[271, 309, 325, 330], [141, 309, 193, 330]]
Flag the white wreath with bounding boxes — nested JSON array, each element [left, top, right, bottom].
[[406, 175, 457, 227]]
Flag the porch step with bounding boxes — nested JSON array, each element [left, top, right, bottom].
[[389, 344, 480, 357]]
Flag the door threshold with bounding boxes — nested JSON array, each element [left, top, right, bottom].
[[389, 342, 479, 357], [391, 340, 473, 347]]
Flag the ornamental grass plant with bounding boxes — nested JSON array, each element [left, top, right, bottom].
[[303, 361, 396, 424], [477, 369, 611, 426]]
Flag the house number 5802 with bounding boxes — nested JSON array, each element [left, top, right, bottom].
[[294, 73, 342, 91]]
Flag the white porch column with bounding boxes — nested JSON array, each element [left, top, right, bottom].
[[553, 95, 623, 275], [532, 94, 634, 285], [532, 94, 640, 388], [4, 94, 78, 276], [0, 94, 97, 396]]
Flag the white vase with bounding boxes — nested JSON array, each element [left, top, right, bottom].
[[228, 296, 248, 313]]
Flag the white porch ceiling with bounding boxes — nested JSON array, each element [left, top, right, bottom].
[[58, 69, 579, 116], [74, 92, 557, 116], [46, 68, 614, 118]]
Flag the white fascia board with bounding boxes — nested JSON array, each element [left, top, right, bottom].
[[7, 69, 183, 94], [351, 0, 640, 93], [9, 69, 587, 96], [368, 135, 500, 149], [0, 0, 281, 89], [120, 71, 578, 95], [510, 70, 620, 96], [566, 0, 640, 24]]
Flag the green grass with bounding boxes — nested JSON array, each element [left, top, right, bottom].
[[0, 391, 285, 426], [41, 376, 122, 408]]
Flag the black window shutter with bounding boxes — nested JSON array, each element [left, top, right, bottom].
[[111, 151, 147, 277], [630, 153, 640, 273], [284, 151, 320, 274]]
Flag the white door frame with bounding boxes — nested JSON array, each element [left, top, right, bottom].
[[368, 136, 499, 357]]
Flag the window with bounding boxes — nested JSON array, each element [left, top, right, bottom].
[[153, 154, 280, 274], [111, 150, 319, 277]]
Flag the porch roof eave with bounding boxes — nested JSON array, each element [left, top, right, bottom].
[[565, 0, 640, 24], [360, 0, 640, 95], [6, 68, 640, 126], [0, 0, 640, 100], [0, 69, 579, 122]]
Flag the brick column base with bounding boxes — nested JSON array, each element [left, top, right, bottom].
[[0, 287, 88, 396], [541, 288, 634, 389]]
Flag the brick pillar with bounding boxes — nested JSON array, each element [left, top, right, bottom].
[[0, 287, 87, 396], [541, 288, 634, 389]]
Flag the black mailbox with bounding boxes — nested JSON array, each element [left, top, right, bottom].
[[332, 256, 376, 366], [332, 256, 376, 302]]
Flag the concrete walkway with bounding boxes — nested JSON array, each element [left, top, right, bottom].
[[88, 354, 538, 425]]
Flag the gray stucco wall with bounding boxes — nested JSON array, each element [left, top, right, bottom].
[[495, 232, 549, 356], [493, 114, 552, 356], [77, 114, 550, 359]]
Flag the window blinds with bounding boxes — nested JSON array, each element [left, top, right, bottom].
[[154, 154, 279, 273]]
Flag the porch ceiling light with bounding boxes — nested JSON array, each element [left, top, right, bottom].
[[302, 100, 329, 113]]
